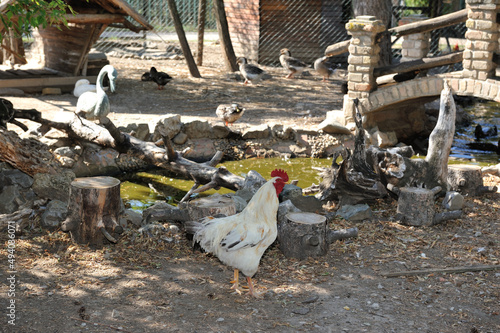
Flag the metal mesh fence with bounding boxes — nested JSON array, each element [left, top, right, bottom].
[[94, 0, 466, 70]]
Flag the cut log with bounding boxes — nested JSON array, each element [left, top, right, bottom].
[[61, 176, 123, 247], [395, 186, 441, 227], [0, 208, 32, 235], [448, 164, 486, 197], [279, 212, 327, 259], [181, 195, 236, 221]]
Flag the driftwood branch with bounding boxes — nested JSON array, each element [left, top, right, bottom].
[[381, 264, 500, 278]]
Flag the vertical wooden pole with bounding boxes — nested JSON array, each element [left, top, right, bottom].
[[167, 0, 202, 78], [212, 0, 238, 72], [196, 0, 207, 66]]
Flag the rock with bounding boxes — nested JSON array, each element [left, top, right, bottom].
[[152, 114, 182, 141], [280, 184, 303, 201], [32, 171, 75, 202], [182, 139, 217, 162], [182, 119, 213, 139], [278, 199, 301, 226], [0, 186, 22, 214], [120, 209, 143, 227], [2, 169, 34, 188], [442, 191, 464, 211], [228, 194, 248, 212], [370, 127, 398, 148], [242, 124, 271, 139], [41, 200, 68, 229], [336, 204, 373, 221], [133, 123, 151, 141], [272, 124, 295, 140], [318, 110, 352, 135], [0, 88, 25, 96], [0, 169, 37, 213], [290, 195, 324, 214], [71, 147, 121, 176], [138, 223, 168, 237], [172, 132, 188, 145], [212, 125, 232, 139]]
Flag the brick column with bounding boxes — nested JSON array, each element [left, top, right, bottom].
[[399, 14, 430, 62], [463, 0, 500, 80], [343, 16, 385, 123]]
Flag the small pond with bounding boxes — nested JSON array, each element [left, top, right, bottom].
[[121, 99, 499, 212]]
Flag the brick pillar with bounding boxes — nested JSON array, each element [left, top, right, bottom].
[[463, 0, 500, 80], [343, 16, 386, 123], [399, 14, 430, 62]]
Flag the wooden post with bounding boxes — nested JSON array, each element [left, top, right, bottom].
[[212, 0, 238, 72], [196, 0, 207, 66], [279, 212, 327, 260], [167, 0, 202, 78], [61, 177, 123, 247]]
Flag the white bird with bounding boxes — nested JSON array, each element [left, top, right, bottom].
[[314, 56, 338, 82], [185, 169, 289, 297], [75, 65, 117, 121], [73, 68, 117, 98], [279, 48, 308, 79], [236, 57, 265, 85]]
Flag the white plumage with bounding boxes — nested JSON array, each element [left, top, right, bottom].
[[75, 65, 117, 121], [188, 169, 288, 297]]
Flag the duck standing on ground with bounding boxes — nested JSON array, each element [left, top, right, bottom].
[[216, 103, 245, 126], [145, 67, 172, 90], [313, 56, 338, 81], [279, 48, 307, 79], [237, 57, 265, 85], [76, 65, 117, 121]]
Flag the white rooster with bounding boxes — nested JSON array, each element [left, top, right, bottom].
[[187, 169, 289, 297]]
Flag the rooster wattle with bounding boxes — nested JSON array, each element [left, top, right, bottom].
[[187, 169, 289, 297]]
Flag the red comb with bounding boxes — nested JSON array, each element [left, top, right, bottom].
[[271, 169, 288, 182]]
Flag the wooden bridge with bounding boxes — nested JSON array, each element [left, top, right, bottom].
[[325, 0, 500, 135]]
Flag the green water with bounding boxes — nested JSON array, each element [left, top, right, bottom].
[[120, 157, 333, 211]]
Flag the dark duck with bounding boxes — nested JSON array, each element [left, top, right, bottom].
[[467, 138, 500, 154], [142, 67, 172, 90], [474, 124, 497, 140]]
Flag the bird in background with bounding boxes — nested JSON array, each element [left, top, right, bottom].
[[142, 67, 172, 90], [75, 65, 117, 121], [313, 56, 339, 82], [474, 124, 497, 140], [279, 48, 308, 79], [216, 103, 245, 126], [236, 57, 265, 85], [185, 169, 289, 297]]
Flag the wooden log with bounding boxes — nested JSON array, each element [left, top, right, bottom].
[[61, 14, 126, 25], [181, 195, 236, 221], [279, 212, 327, 259], [447, 164, 485, 197], [373, 52, 463, 78], [389, 9, 467, 37], [0, 208, 32, 235], [213, 0, 238, 72], [324, 40, 350, 57], [396, 186, 441, 227], [167, 0, 201, 78], [61, 176, 123, 247]]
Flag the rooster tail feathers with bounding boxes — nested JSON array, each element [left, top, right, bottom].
[[271, 169, 289, 182], [184, 220, 203, 235]]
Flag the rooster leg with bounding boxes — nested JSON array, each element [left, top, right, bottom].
[[230, 269, 243, 294], [246, 277, 260, 298]]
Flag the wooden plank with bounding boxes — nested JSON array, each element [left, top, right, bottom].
[[0, 76, 97, 90], [62, 13, 125, 25], [106, 0, 153, 30]]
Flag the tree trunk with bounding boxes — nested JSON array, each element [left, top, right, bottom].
[[196, 0, 207, 66], [279, 212, 327, 259], [353, 0, 392, 66], [61, 176, 123, 247], [167, 0, 201, 78], [395, 186, 441, 227], [181, 195, 236, 221], [213, 0, 238, 72], [447, 164, 486, 197]]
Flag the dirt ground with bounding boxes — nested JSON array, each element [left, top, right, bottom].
[[1, 45, 500, 333]]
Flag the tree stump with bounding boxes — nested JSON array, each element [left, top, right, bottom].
[[182, 195, 236, 221], [396, 186, 441, 227], [61, 176, 123, 247], [279, 212, 327, 259], [448, 164, 484, 196]]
